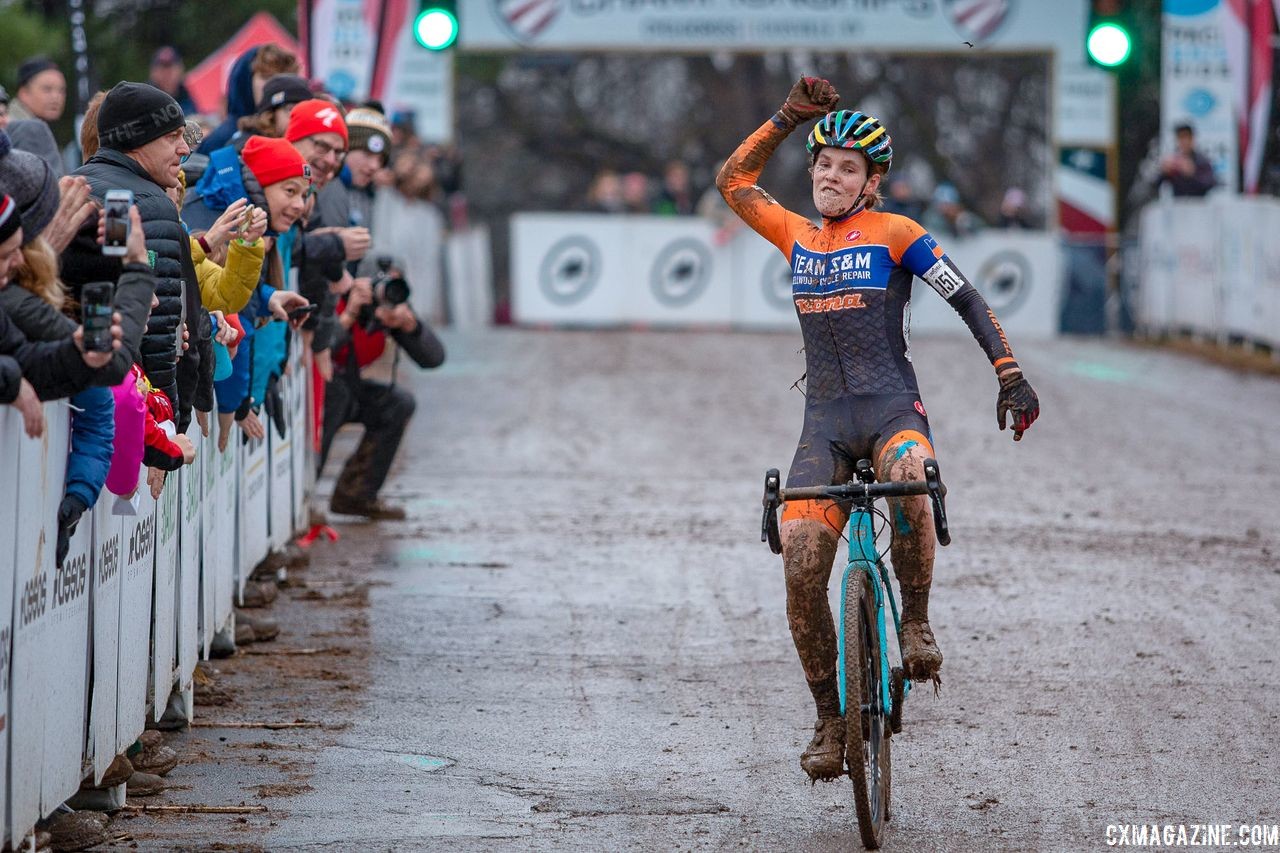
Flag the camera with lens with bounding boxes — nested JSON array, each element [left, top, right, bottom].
[[360, 256, 412, 330]]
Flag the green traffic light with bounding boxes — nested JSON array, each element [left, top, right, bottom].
[[1087, 22, 1131, 67], [414, 8, 458, 50]]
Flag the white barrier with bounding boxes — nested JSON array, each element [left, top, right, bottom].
[[512, 213, 1062, 337], [3, 344, 314, 847], [1137, 195, 1280, 348]]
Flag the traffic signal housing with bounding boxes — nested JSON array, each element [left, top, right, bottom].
[[414, 0, 458, 51], [1086, 0, 1133, 69]]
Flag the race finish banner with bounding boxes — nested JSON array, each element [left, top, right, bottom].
[[465, 0, 1083, 51], [1162, 0, 1239, 191]]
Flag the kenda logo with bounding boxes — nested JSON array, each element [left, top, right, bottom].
[[796, 293, 867, 314]]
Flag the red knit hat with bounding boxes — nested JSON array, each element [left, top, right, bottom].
[[285, 99, 348, 146], [241, 135, 309, 188]]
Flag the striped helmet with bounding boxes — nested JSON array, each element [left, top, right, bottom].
[[806, 110, 893, 173]]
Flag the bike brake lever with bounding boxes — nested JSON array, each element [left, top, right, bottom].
[[762, 468, 783, 554], [922, 458, 951, 547]]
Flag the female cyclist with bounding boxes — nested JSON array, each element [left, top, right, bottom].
[[718, 77, 1040, 781]]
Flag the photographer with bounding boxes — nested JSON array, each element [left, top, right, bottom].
[[319, 258, 443, 520]]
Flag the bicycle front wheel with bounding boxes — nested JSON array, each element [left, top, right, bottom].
[[843, 570, 891, 849]]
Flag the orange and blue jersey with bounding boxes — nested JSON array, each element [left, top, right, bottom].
[[718, 117, 1018, 404]]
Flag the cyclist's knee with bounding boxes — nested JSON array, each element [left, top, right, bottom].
[[780, 516, 840, 581], [876, 429, 934, 483]]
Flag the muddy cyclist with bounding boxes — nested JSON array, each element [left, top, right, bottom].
[[717, 76, 1040, 782]]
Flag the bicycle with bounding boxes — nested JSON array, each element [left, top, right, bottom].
[[761, 457, 950, 850]]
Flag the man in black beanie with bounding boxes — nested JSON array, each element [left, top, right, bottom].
[[62, 82, 213, 436]]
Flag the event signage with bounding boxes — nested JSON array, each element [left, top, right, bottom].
[[1161, 0, 1238, 191]]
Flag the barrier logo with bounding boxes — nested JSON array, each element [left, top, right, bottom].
[[976, 250, 1031, 315], [539, 235, 601, 305], [942, 0, 1011, 44], [495, 0, 562, 44], [650, 238, 712, 307], [762, 254, 794, 311]]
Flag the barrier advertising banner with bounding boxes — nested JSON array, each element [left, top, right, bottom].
[[512, 213, 1061, 336], [176, 426, 202, 719], [199, 430, 217, 657], [152, 475, 179, 720], [89, 499, 122, 784], [268, 382, 294, 550], [0, 409, 19, 840], [239, 435, 270, 593], [117, 489, 155, 752], [215, 436, 238, 631], [8, 404, 69, 831]]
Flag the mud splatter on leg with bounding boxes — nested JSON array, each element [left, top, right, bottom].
[[780, 517, 842, 716]]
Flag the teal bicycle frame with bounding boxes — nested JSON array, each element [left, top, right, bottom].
[[836, 508, 908, 718]]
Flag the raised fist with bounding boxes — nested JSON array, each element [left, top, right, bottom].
[[779, 77, 840, 126]]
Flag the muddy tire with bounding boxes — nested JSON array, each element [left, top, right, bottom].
[[843, 570, 890, 849]]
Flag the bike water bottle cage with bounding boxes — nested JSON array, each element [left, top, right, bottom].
[[806, 110, 894, 174]]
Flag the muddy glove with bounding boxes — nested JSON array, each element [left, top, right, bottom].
[[777, 77, 840, 128], [996, 370, 1040, 442], [56, 495, 89, 567]]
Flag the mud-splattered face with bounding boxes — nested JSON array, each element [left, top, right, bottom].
[[811, 147, 880, 218]]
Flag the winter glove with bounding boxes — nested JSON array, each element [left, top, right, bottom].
[[778, 77, 840, 128], [56, 495, 89, 567], [996, 370, 1040, 441], [264, 374, 287, 438]]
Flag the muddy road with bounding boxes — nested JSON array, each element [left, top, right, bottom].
[[126, 329, 1280, 851]]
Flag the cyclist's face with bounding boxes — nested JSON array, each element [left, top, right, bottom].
[[811, 148, 880, 217]]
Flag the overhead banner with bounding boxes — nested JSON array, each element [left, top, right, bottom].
[[1163, 0, 1239, 191], [465, 0, 1082, 50]]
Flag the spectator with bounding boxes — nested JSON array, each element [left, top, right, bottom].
[[997, 187, 1034, 229], [585, 169, 623, 213], [921, 182, 982, 239], [621, 171, 651, 214], [238, 74, 313, 139], [881, 176, 924, 220], [8, 57, 66, 127], [286, 99, 348, 189], [1158, 122, 1216, 197], [198, 44, 301, 155], [148, 47, 197, 116], [0, 85, 9, 131], [653, 160, 694, 215], [316, 106, 391, 232], [62, 82, 208, 431], [7, 119, 63, 183]]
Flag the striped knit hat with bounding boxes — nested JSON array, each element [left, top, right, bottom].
[[0, 194, 21, 244]]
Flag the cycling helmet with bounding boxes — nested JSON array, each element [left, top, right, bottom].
[[806, 110, 893, 173]]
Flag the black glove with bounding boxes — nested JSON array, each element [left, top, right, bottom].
[[996, 370, 1040, 441], [264, 374, 287, 438], [778, 76, 840, 127], [56, 495, 89, 567]]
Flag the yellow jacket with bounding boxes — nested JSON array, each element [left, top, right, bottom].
[[175, 169, 265, 315], [190, 237, 265, 315]]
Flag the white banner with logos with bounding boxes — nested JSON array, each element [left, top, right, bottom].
[[1138, 195, 1280, 346], [465, 0, 1084, 52], [512, 213, 1061, 336], [1162, 0, 1238, 191]]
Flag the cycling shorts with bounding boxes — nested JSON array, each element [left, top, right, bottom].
[[782, 393, 934, 533]]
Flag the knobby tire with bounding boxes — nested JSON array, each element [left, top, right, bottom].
[[844, 570, 891, 849]]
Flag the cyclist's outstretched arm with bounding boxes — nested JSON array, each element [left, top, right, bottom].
[[889, 217, 1041, 438]]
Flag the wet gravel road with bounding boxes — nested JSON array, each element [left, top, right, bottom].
[[124, 329, 1280, 851]]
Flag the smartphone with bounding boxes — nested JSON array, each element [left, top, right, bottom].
[[102, 189, 133, 257], [81, 281, 115, 353], [287, 303, 320, 322]]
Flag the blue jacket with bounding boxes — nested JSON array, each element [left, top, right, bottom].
[[66, 386, 115, 509], [198, 48, 259, 155]]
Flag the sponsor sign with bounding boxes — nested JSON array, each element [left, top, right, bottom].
[[1162, 0, 1238, 191]]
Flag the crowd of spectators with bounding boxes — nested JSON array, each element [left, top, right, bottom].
[[1, 40, 448, 848]]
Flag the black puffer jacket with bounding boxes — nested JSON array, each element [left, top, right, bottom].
[[62, 149, 197, 413]]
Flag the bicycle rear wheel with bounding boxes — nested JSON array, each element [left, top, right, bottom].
[[843, 570, 891, 849]]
